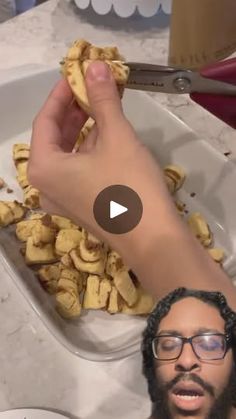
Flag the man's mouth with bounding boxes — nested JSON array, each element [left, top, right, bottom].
[[170, 381, 205, 411]]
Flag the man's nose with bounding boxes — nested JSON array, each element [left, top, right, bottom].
[[175, 342, 201, 372]]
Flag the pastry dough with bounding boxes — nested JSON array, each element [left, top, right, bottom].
[[188, 212, 212, 247], [38, 264, 61, 294], [62, 39, 129, 115], [121, 286, 155, 315], [70, 248, 105, 275], [0, 201, 26, 227], [113, 269, 138, 307], [83, 275, 112, 310], [55, 229, 82, 255]]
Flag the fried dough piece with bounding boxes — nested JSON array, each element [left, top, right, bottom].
[[188, 212, 212, 247], [13, 143, 30, 164], [25, 236, 58, 265], [0, 201, 26, 227], [23, 185, 40, 209], [208, 248, 225, 263], [79, 236, 104, 263], [70, 248, 105, 275], [16, 160, 29, 189], [164, 164, 186, 194], [0, 177, 5, 189], [107, 285, 121, 314], [4, 201, 26, 222], [28, 212, 45, 220], [121, 286, 155, 315], [0, 202, 13, 226], [57, 277, 78, 293], [60, 253, 74, 269], [106, 250, 124, 277], [74, 118, 94, 152], [15, 219, 39, 241], [55, 229, 82, 256], [113, 269, 138, 307], [51, 215, 78, 230], [56, 289, 81, 319], [60, 268, 83, 293], [31, 221, 56, 247], [81, 229, 102, 245], [99, 278, 112, 308], [38, 264, 61, 294], [62, 39, 129, 115], [83, 275, 112, 310]]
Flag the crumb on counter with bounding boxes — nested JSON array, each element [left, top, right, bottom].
[[0, 178, 5, 189], [6, 188, 13, 194]]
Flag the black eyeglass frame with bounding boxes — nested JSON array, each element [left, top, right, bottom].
[[152, 333, 231, 361]]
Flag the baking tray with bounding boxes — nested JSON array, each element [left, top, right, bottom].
[[0, 66, 236, 361]]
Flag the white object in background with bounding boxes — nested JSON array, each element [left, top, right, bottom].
[[74, 0, 172, 17], [0, 409, 69, 419]]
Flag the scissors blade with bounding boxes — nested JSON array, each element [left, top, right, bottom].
[[125, 62, 236, 95]]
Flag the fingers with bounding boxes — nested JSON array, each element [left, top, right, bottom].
[[31, 79, 86, 157], [85, 61, 124, 132], [62, 100, 88, 152], [79, 124, 98, 153]]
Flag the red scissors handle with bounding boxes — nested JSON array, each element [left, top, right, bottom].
[[190, 58, 236, 129]]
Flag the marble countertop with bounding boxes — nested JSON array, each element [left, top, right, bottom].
[[0, 1, 235, 418]]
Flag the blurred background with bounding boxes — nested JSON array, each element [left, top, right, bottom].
[[0, 0, 48, 23]]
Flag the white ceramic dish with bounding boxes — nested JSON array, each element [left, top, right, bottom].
[[0, 409, 69, 419], [1, 67, 236, 361]]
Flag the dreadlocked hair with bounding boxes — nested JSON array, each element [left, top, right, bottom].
[[142, 287, 236, 405]]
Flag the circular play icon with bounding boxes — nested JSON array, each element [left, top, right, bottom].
[[93, 185, 143, 234]]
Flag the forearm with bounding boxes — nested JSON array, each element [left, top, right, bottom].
[[114, 196, 236, 310]]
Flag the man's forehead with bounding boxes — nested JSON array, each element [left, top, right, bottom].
[[157, 297, 225, 335]]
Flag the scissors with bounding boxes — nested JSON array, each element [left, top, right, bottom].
[[125, 57, 236, 129]]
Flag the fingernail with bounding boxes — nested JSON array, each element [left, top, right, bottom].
[[87, 61, 111, 82]]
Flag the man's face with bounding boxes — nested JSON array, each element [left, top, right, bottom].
[[153, 297, 234, 419]]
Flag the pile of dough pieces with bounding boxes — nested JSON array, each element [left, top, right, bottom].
[[0, 142, 224, 320], [0, 146, 156, 319]]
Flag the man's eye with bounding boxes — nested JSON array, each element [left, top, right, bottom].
[[160, 339, 178, 351], [198, 338, 223, 351]]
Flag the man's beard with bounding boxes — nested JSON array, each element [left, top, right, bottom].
[[151, 370, 236, 419]]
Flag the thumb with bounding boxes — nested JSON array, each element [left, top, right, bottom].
[[85, 61, 124, 130]]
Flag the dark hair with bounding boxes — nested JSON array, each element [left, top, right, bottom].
[[142, 288, 236, 405]]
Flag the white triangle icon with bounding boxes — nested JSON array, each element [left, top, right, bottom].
[[110, 200, 128, 219]]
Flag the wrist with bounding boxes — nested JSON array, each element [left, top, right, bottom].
[[110, 192, 183, 268]]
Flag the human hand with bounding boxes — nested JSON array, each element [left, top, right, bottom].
[[28, 61, 236, 306], [28, 61, 180, 253]]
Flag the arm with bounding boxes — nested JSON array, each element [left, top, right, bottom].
[[28, 61, 236, 310]]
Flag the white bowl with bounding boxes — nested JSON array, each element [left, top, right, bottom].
[[74, 0, 172, 18]]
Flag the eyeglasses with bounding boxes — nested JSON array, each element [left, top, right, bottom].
[[152, 333, 230, 361]]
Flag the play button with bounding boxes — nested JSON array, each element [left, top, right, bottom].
[[110, 201, 128, 219], [93, 185, 143, 234]]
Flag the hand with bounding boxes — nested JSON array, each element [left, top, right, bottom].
[[28, 61, 179, 252], [28, 61, 236, 307]]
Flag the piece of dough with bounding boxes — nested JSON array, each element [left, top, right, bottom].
[[62, 39, 129, 115]]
